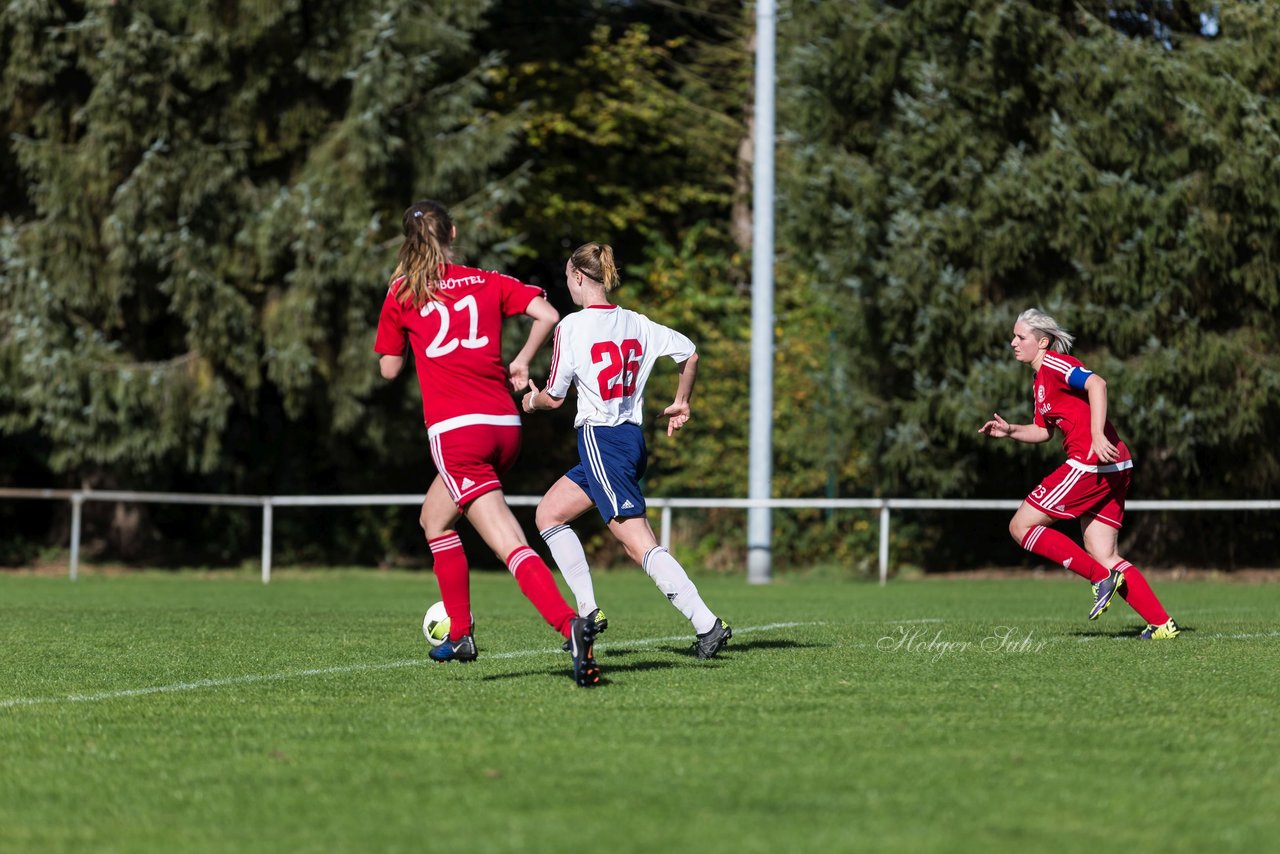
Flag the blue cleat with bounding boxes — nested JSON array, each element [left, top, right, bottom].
[[429, 634, 478, 663], [1089, 568, 1126, 620]]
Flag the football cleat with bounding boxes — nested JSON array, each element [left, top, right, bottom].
[[692, 619, 733, 660], [1139, 618, 1181, 640], [568, 617, 602, 687], [429, 634, 478, 663], [562, 608, 608, 652], [1088, 567, 1127, 620]]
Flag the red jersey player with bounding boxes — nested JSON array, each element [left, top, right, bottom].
[[979, 308, 1180, 639], [374, 200, 601, 685]]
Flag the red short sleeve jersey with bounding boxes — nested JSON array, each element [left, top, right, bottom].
[[1033, 353, 1130, 466], [374, 264, 544, 429]]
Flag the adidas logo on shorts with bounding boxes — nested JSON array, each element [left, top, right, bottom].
[[621, 500, 634, 510], [461, 478, 475, 490]]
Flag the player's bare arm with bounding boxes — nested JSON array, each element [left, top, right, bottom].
[[1083, 374, 1118, 463], [522, 379, 565, 413], [508, 296, 560, 393], [978, 413, 1051, 444], [662, 352, 699, 437], [379, 353, 405, 380]]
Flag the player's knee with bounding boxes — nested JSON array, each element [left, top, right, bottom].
[[419, 510, 451, 541], [534, 501, 557, 531], [1008, 518, 1029, 545], [1087, 547, 1118, 567]]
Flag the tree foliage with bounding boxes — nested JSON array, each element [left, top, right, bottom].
[[779, 0, 1280, 564], [1, 0, 516, 487], [4, 0, 1278, 570]]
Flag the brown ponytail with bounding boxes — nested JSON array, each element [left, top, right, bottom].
[[391, 200, 453, 309]]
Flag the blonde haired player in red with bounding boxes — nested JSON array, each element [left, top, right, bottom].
[[374, 200, 601, 686], [979, 308, 1179, 639], [522, 242, 732, 659]]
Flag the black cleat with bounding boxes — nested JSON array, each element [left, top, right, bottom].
[[569, 617, 602, 687], [692, 619, 732, 659], [562, 608, 608, 652], [429, 634, 478, 663]]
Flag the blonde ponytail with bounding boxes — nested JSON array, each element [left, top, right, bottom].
[[391, 200, 453, 309], [570, 242, 620, 291]]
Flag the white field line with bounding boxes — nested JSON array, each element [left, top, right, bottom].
[[0, 621, 814, 710]]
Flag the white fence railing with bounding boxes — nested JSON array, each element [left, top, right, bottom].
[[4, 488, 1279, 585]]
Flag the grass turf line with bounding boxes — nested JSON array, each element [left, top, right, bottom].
[[1, 572, 1277, 853]]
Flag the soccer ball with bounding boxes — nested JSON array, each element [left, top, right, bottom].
[[422, 601, 450, 647]]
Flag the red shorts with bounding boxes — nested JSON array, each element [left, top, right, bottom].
[[427, 416, 522, 509], [1027, 460, 1132, 529]]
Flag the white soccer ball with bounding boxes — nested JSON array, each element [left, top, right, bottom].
[[422, 601, 450, 648]]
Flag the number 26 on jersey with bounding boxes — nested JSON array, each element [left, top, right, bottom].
[[592, 339, 642, 400]]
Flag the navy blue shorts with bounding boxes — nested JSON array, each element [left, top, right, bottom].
[[567, 423, 648, 522]]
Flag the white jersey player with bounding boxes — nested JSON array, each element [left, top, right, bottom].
[[523, 242, 732, 660], [545, 299, 696, 432]]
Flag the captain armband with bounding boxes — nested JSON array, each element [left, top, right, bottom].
[[1066, 367, 1093, 390]]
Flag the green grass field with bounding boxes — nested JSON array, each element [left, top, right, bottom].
[[2, 570, 1278, 853]]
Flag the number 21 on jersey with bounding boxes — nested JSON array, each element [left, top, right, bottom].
[[592, 339, 642, 400], [420, 294, 489, 357]]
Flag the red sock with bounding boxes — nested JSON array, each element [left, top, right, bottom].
[[1114, 561, 1170, 625], [1020, 526, 1109, 582], [429, 533, 472, 641], [507, 546, 575, 637]]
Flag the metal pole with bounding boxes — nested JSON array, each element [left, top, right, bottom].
[[747, 0, 777, 585], [70, 493, 83, 581], [261, 500, 273, 584], [878, 502, 890, 586]]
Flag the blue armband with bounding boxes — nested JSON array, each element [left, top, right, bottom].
[[1066, 367, 1093, 390]]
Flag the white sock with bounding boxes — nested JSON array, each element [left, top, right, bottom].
[[540, 524, 597, 616], [642, 546, 716, 634]]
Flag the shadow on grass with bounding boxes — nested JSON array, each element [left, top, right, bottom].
[[479, 657, 684, 683], [477, 638, 821, 682], [725, 638, 822, 653], [1071, 624, 1194, 640], [601, 638, 820, 659]]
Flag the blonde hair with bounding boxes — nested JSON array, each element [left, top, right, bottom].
[[391, 200, 453, 309], [569, 242, 619, 291], [1017, 308, 1075, 354]]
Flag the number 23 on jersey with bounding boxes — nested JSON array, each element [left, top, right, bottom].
[[592, 339, 642, 400]]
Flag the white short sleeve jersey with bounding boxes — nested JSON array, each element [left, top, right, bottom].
[[545, 305, 696, 428]]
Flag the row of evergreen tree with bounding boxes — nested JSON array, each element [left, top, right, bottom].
[[3, 1, 1276, 571]]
